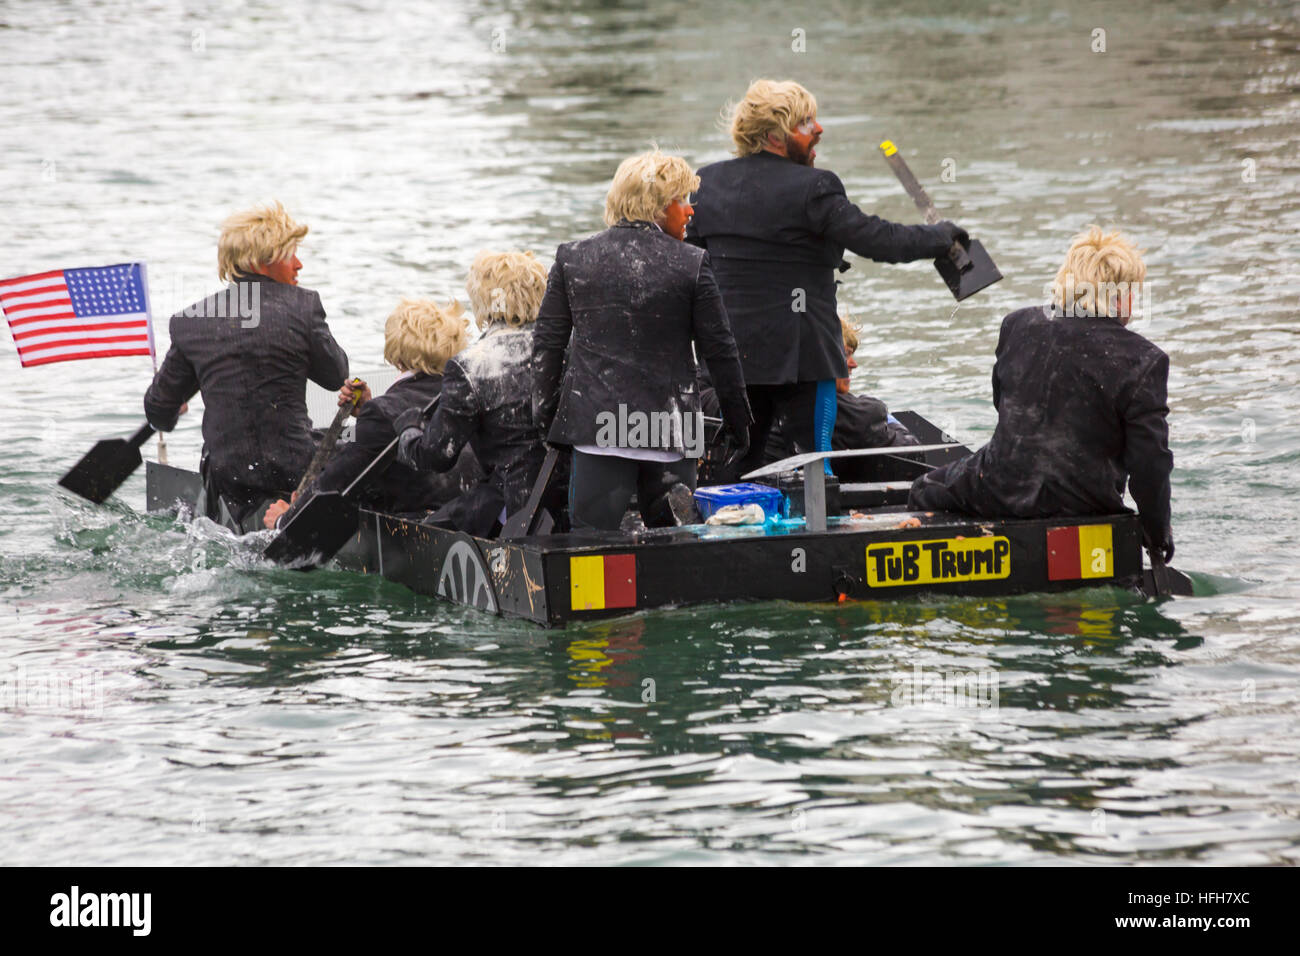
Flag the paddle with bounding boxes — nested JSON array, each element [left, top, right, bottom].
[[59, 422, 155, 503], [878, 139, 1002, 301], [291, 379, 363, 498], [500, 445, 562, 539], [1143, 530, 1173, 598], [263, 393, 440, 568]]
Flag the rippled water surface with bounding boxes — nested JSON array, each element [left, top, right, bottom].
[[2, 0, 1299, 864]]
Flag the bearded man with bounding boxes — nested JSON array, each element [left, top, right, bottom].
[[688, 79, 968, 477]]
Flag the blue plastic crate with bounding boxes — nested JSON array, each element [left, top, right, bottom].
[[692, 483, 786, 521]]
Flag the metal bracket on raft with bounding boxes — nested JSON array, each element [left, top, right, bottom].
[[742, 443, 961, 532]]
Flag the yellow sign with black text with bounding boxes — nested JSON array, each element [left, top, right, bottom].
[[866, 537, 1011, 588]]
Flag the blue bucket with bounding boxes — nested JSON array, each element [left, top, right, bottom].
[[692, 483, 786, 521]]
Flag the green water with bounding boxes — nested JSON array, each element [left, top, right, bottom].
[[1, 0, 1298, 864]]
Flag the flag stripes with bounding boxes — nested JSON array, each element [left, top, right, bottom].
[[1, 263, 153, 367]]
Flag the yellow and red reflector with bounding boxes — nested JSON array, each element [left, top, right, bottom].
[[1046, 524, 1113, 580], [570, 554, 637, 610]]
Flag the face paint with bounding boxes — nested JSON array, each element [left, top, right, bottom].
[[787, 117, 823, 167], [659, 199, 694, 241], [255, 250, 302, 285]]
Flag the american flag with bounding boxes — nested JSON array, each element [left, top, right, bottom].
[[0, 262, 154, 368]]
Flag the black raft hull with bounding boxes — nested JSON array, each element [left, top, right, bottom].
[[145, 460, 1169, 629]]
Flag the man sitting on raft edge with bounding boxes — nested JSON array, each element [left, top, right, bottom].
[[908, 226, 1175, 563]]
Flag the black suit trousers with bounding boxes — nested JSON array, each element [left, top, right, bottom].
[[735, 381, 819, 478]]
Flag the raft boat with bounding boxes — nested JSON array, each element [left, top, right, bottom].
[[143, 411, 1191, 627]]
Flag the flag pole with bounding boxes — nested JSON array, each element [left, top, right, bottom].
[[150, 352, 168, 465], [139, 263, 167, 465]]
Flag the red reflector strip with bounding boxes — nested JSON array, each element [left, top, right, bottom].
[[1046, 526, 1082, 580], [602, 554, 637, 608]]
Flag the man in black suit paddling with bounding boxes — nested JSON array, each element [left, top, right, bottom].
[[263, 298, 483, 530], [533, 148, 752, 531], [144, 201, 349, 532], [687, 79, 969, 477], [397, 251, 557, 537], [909, 226, 1175, 562]]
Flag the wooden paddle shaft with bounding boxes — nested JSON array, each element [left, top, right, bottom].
[[129, 423, 156, 448], [294, 390, 361, 497], [879, 140, 972, 271], [501, 445, 561, 539]]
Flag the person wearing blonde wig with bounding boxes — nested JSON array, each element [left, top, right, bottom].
[[145, 200, 348, 532], [531, 148, 752, 531], [397, 250, 558, 536], [264, 299, 483, 529], [909, 226, 1174, 563], [687, 79, 970, 479]]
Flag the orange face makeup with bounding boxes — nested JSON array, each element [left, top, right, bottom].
[[255, 251, 302, 285], [787, 117, 823, 166], [659, 199, 694, 240]]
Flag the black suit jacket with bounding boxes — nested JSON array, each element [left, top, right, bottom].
[[144, 273, 348, 497], [408, 324, 546, 517], [687, 152, 951, 385], [916, 306, 1173, 541], [533, 221, 751, 450], [306, 373, 482, 515]]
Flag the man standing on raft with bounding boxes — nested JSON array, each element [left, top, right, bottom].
[[533, 148, 751, 531], [687, 79, 970, 477]]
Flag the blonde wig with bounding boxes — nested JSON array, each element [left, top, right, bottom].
[[383, 298, 470, 375], [603, 149, 700, 227], [727, 79, 819, 156], [840, 316, 860, 354], [1052, 226, 1147, 318], [217, 201, 308, 281], [464, 250, 549, 327]]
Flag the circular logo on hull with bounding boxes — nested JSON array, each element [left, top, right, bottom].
[[437, 539, 499, 613]]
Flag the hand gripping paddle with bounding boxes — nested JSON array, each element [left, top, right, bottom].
[[879, 140, 1002, 301], [263, 394, 439, 569], [292, 379, 364, 498]]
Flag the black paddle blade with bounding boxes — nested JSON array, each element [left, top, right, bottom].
[[58, 438, 144, 503], [935, 239, 1002, 301], [262, 490, 360, 569], [1142, 564, 1193, 598]]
